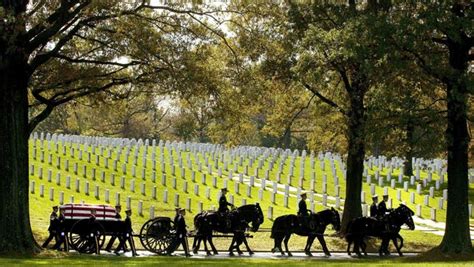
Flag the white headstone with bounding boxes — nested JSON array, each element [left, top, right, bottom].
[[152, 186, 157, 199], [126, 196, 131, 210], [49, 187, 54, 201], [149, 206, 155, 219], [416, 204, 422, 217], [430, 208, 436, 221], [370, 184, 376, 195], [138, 200, 143, 216], [322, 194, 327, 206], [429, 187, 435, 198]]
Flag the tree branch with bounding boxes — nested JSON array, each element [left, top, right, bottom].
[[26, 1, 91, 53], [279, 93, 316, 145], [301, 82, 347, 116]]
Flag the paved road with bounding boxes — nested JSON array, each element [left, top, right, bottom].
[[108, 250, 418, 259]]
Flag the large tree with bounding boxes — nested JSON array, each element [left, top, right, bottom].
[[0, 0, 229, 253], [391, 1, 473, 253], [230, 1, 396, 232]]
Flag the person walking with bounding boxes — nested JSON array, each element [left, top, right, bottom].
[[42, 206, 59, 248]]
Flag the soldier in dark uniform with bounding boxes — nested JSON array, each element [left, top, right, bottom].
[[52, 207, 68, 251], [88, 209, 101, 254], [167, 208, 190, 257], [370, 195, 379, 218], [105, 205, 124, 252], [42, 206, 59, 248], [378, 194, 389, 218], [297, 192, 311, 229], [218, 188, 234, 213], [218, 188, 234, 228], [114, 209, 138, 256]]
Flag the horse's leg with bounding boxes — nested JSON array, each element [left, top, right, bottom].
[[271, 235, 278, 253], [207, 236, 218, 255], [235, 237, 243, 255], [360, 238, 367, 256], [283, 234, 292, 257], [347, 238, 352, 256], [278, 236, 285, 256], [393, 234, 403, 256], [379, 237, 389, 256], [242, 235, 253, 255], [353, 236, 362, 257], [317, 235, 331, 256], [305, 236, 315, 256], [384, 238, 391, 256], [203, 236, 211, 256], [228, 236, 235, 256]]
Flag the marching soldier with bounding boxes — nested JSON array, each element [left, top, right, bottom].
[[52, 207, 68, 251], [88, 209, 100, 254], [114, 209, 138, 256], [167, 208, 190, 257], [370, 195, 379, 218], [42, 206, 59, 248], [105, 205, 124, 252]]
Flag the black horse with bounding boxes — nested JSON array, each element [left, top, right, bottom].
[[192, 203, 264, 255], [346, 204, 415, 257], [270, 207, 341, 256]]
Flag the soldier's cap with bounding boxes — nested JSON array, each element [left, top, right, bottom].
[[383, 193, 389, 197], [372, 194, 378, 199], [115, 205, 122, 208], [175, 207, 181, 211], [300, 192, 307, 196], [125, 209, 132, 213], [53, 206, 58, 209], [221, 188, 228, 192]]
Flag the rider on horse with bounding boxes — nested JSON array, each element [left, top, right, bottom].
[[297, 192, 311, 229], [377, 194, 390, 218], [218, 188, 234, 228]]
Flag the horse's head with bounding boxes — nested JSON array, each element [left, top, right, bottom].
[[330, 207, 341, 231], [395, 204, 415, 230], [236, 203, 264, 232], [250, 203, 264, 232]]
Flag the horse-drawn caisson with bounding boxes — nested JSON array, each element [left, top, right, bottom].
[[43, 195, 416, 257]]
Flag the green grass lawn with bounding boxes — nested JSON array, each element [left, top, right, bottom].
[[1, 251, 474, 266], [27, 138, 474, 256]]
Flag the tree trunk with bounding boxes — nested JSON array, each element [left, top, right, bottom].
[[341, 90, 366, 233], [404, 119, 414, 177], [438, 39, 472, 253], [0, 48, 39, 254]]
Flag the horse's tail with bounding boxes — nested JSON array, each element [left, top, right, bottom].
[[194, 213, 202, 235], [270, 216, 285, 239]]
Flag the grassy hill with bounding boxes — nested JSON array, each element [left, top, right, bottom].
[[28, 134, 474, 252]]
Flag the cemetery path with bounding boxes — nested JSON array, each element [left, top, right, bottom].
[[113, 250, 419, 259]]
